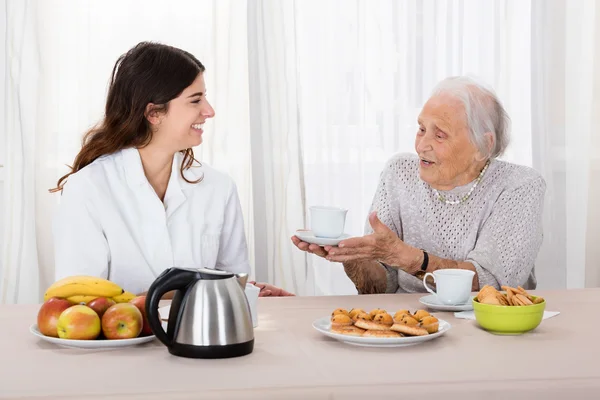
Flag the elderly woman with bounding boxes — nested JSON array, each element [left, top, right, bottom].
[[292, 76, 546, 294]]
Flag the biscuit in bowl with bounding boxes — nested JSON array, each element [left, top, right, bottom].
[[362, 330, 403, 338]]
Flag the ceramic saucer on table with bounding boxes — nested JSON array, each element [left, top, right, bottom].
[[293, 229, 351, 247], [418, 294, 473, 312]]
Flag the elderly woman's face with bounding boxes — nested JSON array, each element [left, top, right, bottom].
[[415, 94, 483, 190]]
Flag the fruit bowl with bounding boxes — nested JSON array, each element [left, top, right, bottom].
[[472, 295, 546, 335]]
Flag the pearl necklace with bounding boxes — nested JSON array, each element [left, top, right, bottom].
[[432, 160, 490, 205]]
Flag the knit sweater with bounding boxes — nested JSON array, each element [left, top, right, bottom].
[[364, 153, 546, 293]]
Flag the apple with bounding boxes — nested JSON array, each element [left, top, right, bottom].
[[56, 305, 101, 340], [101, 303, 143, 339], [37, 297, 74, 337], [129, 296, 153, 336], [87, 297, 116, 318]]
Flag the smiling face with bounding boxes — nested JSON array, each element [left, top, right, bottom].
[[415, 93, 487, 190], [149, 73, 215, 152]]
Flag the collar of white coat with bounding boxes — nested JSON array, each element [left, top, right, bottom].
[[121, 147, 204, 194]]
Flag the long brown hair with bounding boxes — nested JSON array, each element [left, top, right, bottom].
[[50, 41, 206, 193]]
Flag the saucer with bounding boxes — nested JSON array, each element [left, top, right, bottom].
[[419, 294, 473, 311], [294, 230, 351, 246]]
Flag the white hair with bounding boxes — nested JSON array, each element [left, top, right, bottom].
[[430, 76, 510, 159]]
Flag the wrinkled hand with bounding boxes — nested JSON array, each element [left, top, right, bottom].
[[324, 211, 404, 265], [249, 281, 295, 297], [291, 231, 329, 258]]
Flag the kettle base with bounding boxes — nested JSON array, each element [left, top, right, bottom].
[[168, 339, 254, 359]]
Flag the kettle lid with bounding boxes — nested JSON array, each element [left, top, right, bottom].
[[175, 267, 234, 280]]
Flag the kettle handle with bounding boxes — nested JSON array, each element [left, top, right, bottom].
[[145, 268, 199, 347]]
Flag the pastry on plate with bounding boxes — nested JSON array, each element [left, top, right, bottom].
[[372, 312, 394, 327], [413, 309, 430, 321], [331, 325, 365, 336], [390, 323, 429, 336], [368, 308, 386, 319], [419, 315, 439, 334], [353, 311, 372, 322], [348, 308, 365, 319], [393, 309, 411, 323], [397, 314, 420, 327], [331, 314, 353, 326], [354, 317, 392, 331], [362, 329, 403, 338], [331, 308, 350, 317]]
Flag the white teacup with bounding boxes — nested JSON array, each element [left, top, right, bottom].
[[245, 283, 260, 328], [422, 269, 475, 305], [309, 206, 348, 238]]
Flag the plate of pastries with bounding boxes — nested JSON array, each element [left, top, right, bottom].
[[312, 307, 451, 347]]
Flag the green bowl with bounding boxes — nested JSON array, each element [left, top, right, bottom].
[[472, 295, 546, 335]]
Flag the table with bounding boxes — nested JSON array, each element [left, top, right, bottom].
[[1, 289, 600, 399]]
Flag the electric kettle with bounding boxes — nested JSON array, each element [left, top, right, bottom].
[[145, 267, 254, 359]]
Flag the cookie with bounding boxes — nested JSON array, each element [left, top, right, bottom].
[[390, 323, 429, 336], [362, 330, 403, 338], [354, 319, 391, 331], [331, 325, 365, 336]]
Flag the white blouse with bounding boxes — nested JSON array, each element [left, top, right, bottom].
[[53, 147, 250, 295]]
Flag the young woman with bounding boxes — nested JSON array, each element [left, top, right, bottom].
[[51, 41, 292, 297]]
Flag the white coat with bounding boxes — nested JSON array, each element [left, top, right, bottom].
[[52, 147, 250, 295]]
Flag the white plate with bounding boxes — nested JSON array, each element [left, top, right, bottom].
[[294, 230, 352, 246], [30, 324, 157, 349], [312, 316, 451, 347], [419, 294, 474, 311]]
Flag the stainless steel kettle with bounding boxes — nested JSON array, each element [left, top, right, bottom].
[[145, 267, 254, 359]]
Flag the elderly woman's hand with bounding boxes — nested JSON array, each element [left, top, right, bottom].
[[324, 212, 408, 266], [291, 232, 329, 258]]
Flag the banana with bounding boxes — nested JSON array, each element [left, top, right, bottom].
[[44, 275, 124, 302], [111, 291, 136, 303], [66, 295, 99, 304]]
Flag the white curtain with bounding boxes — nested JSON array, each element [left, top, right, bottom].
[[2, 0, 599, 303], [1, 0, 255, 303]]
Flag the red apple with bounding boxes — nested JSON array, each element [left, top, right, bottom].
[[87, 297, 116, 318], [129, 296, 153, 336], [101, 303, 143, 339], [56, 305, 101, 340], [37, 297, 74, 337]]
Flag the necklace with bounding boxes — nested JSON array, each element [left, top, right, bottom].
[[432, 160, 490, 205]]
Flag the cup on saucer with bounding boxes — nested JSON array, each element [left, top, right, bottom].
[[422, 269, 475, 306], [309, 206, 348, 238]]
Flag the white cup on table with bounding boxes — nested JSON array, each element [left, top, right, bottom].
[[422, 269, 475, 305]]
